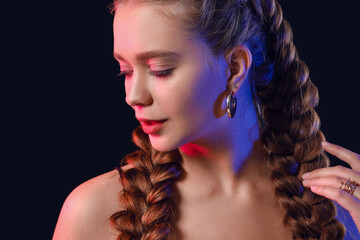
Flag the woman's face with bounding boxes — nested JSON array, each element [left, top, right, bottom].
[[113, 3, 229, 152]]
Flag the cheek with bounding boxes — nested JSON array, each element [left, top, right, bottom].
[[158, 65, 220, 129], [148, 62, 224, 151]]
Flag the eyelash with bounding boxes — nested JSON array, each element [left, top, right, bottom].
[[116, 69, 174, 79]]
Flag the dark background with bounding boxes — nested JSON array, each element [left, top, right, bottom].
[[6, 1, 359, 239]]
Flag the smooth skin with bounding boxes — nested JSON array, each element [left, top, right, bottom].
[[53, 2, 360, 239]]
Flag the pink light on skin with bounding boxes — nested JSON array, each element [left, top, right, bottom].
[[180, 142, 211, 157]]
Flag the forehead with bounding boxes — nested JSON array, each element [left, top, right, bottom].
[[113, 3, 198, 60]]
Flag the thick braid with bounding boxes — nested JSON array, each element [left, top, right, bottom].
[[251, 0, 345, 239], [110, 0, 346, 239], [110, 126, 183, 240]]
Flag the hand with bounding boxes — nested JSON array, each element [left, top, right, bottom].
[[301, 141, 360, 231]]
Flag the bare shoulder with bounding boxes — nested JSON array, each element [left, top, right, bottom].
[[53, 169, 125, 240]]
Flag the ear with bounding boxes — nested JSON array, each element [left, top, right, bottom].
[[225, 45, 252, 94]]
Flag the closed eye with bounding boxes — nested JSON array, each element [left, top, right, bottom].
[[116, 71, 133, 78], [116, 69, 174, 79], [150, 68, 174, 78]]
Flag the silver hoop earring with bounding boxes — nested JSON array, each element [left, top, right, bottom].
[[226, 92, 237, 118]]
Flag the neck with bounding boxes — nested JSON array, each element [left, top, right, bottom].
[[178, 94, 268, 197]]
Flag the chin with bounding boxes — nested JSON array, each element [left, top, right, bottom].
[[148, 134, 183, 153]]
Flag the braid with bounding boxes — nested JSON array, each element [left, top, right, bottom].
[[111, 0, 347, 239], [110, 126, 184, 240], [251, 0, 345, 239]]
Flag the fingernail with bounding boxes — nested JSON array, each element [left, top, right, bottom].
[[302, 172, 310, 179], [302, 179, 310, 185], [322, 141, 328, 146], [311, 185, 318, 190]]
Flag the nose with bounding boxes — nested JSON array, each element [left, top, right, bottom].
[[125, 73, 153, 107]]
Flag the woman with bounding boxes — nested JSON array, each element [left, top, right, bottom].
[[53, 0, 360, 239]]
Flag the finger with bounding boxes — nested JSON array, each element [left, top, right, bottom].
[[301, 165, 360, 185], [309, 185, 360, 221], [303, 176, 360, 199], [322, 141, 360, 170]]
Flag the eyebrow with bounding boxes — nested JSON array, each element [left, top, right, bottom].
[[113, 50, 181, 62]]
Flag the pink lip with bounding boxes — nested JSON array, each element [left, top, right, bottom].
[[138, 118, 167, 134]]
